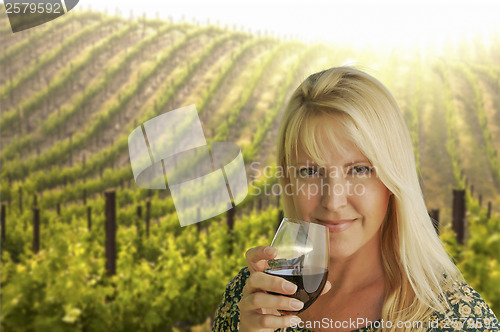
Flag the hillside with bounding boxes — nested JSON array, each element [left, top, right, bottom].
[[1, 7, 499, 331]]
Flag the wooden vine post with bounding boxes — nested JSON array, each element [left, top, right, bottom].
[[87, 206, 92, 231], [146, 201, 151, 239], [105, 191, 116, 276], [19, 187, 23, 214], [227, 206, 235, 233], [33, 208, 40, 253], [226, 206, 236, 254], [452, 190, 466, 245], [136, 205, 142, 236], [429, 209, 440, 235], [1, 204, 6, 242]]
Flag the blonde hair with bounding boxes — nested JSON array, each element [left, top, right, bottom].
[[277, 67, 461, 331]]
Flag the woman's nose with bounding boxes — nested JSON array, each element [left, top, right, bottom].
[[321, 176, 348, 211]]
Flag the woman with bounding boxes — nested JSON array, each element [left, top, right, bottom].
[[212, 67, 498, 331]]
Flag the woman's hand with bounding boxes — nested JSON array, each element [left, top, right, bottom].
[[238, 246, 331, 331]]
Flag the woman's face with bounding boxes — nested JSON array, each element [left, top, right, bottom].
[[289, 121, 392, 260]]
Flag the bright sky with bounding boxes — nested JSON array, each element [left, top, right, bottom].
[[77, 0, 500, 49], [1, 0, 498, 49]]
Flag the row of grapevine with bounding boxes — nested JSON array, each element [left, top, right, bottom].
[[1, 38, 258, 209], [1, 27, 298, 210], [2, 34, 283, 221], [1, 16, 123, 111], [1, 18, 177, 137], [0, 11, 107, 81], [434, 60, 500, 315], [2, 21, 190, 161], [1, 12, 316, 210], [0, 10, 99, 66], [1, 186, 280, 330], [1, 44, 286, 241], [2, 58, 301, 231], [0, 21, 143, 160], [452, 62, 500, 189], [1, 26, 218, 181], [469, 63, 500, 166]]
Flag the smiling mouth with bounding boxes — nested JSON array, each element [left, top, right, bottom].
[[318, 219, 357, 232]]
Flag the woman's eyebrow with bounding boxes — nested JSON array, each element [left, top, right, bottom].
[[344, 160, 371, 167], [294, 161, 319, 166], [294, 159, 371, 167]]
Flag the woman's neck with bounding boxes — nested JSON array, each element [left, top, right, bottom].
[[328, 234, 384, 294], [299, 233, 386, 330]]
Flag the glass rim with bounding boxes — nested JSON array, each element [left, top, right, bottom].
[[281, 217, 329, 229]]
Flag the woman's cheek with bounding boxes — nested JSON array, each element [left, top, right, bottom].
[[291, 180, 320, 218], [354, 178, 391, 217]]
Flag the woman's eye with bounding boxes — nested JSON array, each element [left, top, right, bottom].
[[298, 167, 318, 177], [349, 166, 373, 175]]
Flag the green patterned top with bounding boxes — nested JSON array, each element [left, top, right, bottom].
[[212, 267, 499, 331]]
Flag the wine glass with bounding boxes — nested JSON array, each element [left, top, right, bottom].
[[265, 218, 329, 332]]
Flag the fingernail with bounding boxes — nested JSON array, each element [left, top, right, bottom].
[[283, 282, 297, 293], [264, 247, 276, 256], [290, 299, 304, 310]]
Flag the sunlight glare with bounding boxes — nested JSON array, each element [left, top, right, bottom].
[[81, 0, 499, 52]]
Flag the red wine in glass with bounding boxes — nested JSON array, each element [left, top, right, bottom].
[[266, 266, 328, 315], [264, 218, 329, 331]]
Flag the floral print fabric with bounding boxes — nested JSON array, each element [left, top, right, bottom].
[[212, 267, 499, 331]]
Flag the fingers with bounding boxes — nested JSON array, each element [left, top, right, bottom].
[[245, 246, 277, 273], [240, 289, 304, 312], [240, 246, 306, 331], [240, 311, 302, 331], [320, 281, 332, 295], [244, 271, 298, 295]]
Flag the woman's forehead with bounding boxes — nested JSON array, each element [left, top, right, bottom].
[[294, 137, 368, 166], [292, 115, 367, 165]]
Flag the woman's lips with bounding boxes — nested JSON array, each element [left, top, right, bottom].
[[320, 219, 357, 233]]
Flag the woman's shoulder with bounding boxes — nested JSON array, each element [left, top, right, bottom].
[[224, 266, 251, 297], [212, 267, 251, 331], [428, 281, 499, 331], [212, 272, 498, 332], [211, 267, 378, 332]]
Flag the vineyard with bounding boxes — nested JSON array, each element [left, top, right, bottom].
[[0, 6, 499, 331]]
